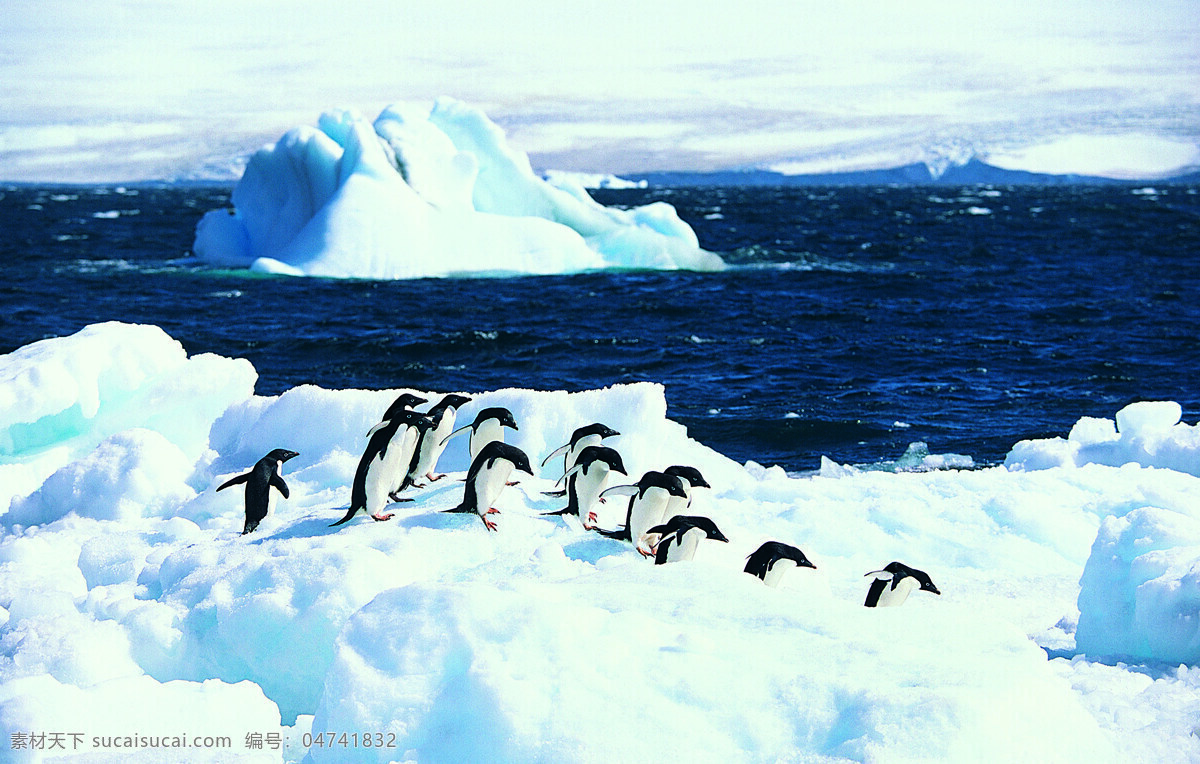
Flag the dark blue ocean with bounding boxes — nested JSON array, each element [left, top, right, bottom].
[[2, 183, 1197, 471]]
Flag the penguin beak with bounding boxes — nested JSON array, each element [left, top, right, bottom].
[[800, 559, 817, 569], [284, 450, 299, 461], [925, 584, 941, 595]]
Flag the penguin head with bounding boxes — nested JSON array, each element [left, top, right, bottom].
[[437, 394, 472, 411], [573, 422, 620, 444], [475, 406, 518, 431], [397, 410, 434, 430], [577, 445, 627, 475], [266, 448, 299, 463], [881, 561, 940, 595], [665, 465, 710, 489], [382, 393, 428, 420]]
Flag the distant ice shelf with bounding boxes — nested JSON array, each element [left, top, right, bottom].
[[192, 99, 723, 280]]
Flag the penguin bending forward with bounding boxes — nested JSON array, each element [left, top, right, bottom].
[[541, 422, 620, 495], [407, 393, 472, 486], [593, 471, 688, 549], [216, 448, 299, 535], [542, 445, 626, 522], [639, 515, 729, 564], [744, 541, 817, 587], [864, 561, 941, 607], [331, 410, 432, 527], [444, 440, 533, 531], [442, 406, 519, 464]]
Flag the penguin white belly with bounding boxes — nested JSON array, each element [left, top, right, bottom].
[[665, 527, 705, 563], [390, 427, 422, 492], [474, 459, 515, 515], [417, 413, 457, 476], [575, 463, 611, 518], [763, 560, 798, 588], [366, 431, 411, 513], [470, 420, 505, 462], [629, 487, 671, 543], [876, 575, 919, 607]]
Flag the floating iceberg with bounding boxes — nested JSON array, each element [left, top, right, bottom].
[[193, 99, 724, 279], [3, 323, 1200, 762]]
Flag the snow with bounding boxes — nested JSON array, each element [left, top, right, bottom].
[[193, 99, 724, 280], [3, 322, 1200, 762]]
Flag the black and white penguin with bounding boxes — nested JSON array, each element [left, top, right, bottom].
[[542, 445, 626, 522], [541, 423, 620, 493], [216, 448, 299, 535], [406, 393, 472, 486], [662, 465, 711, 518], [378, 392, 428, 424], [330, 410, 432, 527], [863, 561, 941, 607], [744, 541, 817, 587], [444, 440, 533, 531], [639, 515, 729, 564], [593, 471, 688, 550], [441, 406, 519, 464]]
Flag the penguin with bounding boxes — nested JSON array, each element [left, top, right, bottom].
[[863, 561, 941, 607], [331, 410, 432, 527], [662, 465, 710, 518], [540, 423, 620, 495], [744, 541, 817, 587], [406, 393, 472, 486], [378, 392, 428, 423], [215, 448, 299, 535], [441, 406, 519, 464], [541, 445, 626, 522], [593, 471, 688, 552], [444, 440, 533, 531], [639, 515, 729, 564]]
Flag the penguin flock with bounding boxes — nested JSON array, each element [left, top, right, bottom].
[[217, 392, 941, 608]]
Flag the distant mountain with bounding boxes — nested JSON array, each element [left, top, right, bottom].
[[625, 159, 1199, 187]]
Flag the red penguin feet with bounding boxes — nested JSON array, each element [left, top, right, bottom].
[[486, 507, 500, 514], [370, 512, 394, 522], [484, 516, 498, 531]]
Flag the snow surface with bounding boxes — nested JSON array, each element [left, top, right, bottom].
[[2, 323, 1199, 763], [193, 99, 724, 280]]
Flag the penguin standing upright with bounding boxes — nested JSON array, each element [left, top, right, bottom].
[[444, 440, 533, 531], [593, 471, 688, 552], [541, 423, 620, 494], [406, 394, 472, 486], [542, 445, 626, 522], [864, 561, 941, 607], [378, 392, 428, 423], [441, 406, 519, 464], [330, 410, 432, 527], [639, 515, 729, 564], [744, 541, 817, 587], [216, 448, 299, 535]]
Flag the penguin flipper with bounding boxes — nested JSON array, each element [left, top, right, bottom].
[[215, 472, 250, 492], [591, 526, 630, 541], [540, 507, 573, 516], [439, 424, 472, 448], [540, 489, 568, 497], [540, 443, 569, 468], [270, 474, 290, 499]]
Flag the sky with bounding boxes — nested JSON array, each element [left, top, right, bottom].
[[1, 0, 1197, 182]]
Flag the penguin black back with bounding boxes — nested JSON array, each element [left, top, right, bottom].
[[216, 448, 299, 535], [864, 561, 940, 607], [744, 541, 817, 580]]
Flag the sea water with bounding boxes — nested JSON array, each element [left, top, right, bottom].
[[2, 183, 1196, 471]]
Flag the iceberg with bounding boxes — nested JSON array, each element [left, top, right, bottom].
[[192, 99, 724, 279], [3, 323, 1200, 762]]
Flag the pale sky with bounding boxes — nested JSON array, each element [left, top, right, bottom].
[[1, 0, 1197, 181]]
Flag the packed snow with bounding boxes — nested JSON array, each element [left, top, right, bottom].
[[192, 99, 724, 279], [2, 323, 1199, 763]]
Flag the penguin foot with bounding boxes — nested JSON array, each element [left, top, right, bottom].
[[505, 481, 519, 487], [484, 518, 498, 531], [485, 508, 500, 515], [370, 512, 395, 522], [426, 472, 445, 482]]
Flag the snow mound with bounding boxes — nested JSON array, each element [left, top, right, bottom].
[[1004, 400, 1200, 476], [193, 99, 723, 279], [3, 323, 1200, 761]]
